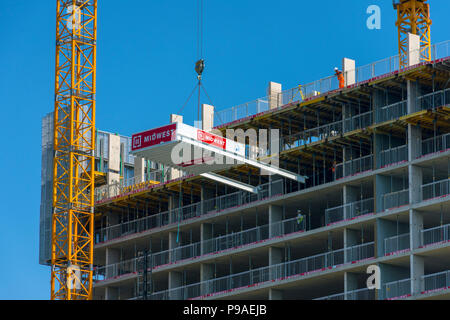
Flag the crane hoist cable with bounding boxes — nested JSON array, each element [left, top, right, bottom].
[[176, 0, 206, 122]]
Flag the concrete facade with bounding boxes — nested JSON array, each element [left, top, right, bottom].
[[88, 56, 450, 301]]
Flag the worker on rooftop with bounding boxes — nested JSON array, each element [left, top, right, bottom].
[[334, 67, 345, 89]]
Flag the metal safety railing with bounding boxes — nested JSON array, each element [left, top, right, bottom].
[[344, 111, 373, 133], [376, 101, 407, 123], [384, 278, 411, 300], [325, 198, 374, 225], [213, 40, 450, 128], [95, 169, 169, 202], [346, 287, 376, 300], [422, 179, 450, 201], [421, 133, 450, 157], [280, 120, 343, 152], [147, 242, 374, 300], [422, 270, 450, 293], [94, 216, 306, 283], [355, 54, 400, 83], [315, 287, 375, 301], [94, 258, 137, 282], [421, 224, 450, 247], [95, 180, 284, 244], [382, 189, 409, 211], [335, 154, 373, 180], [416, 88, 450, 111], [379, 145, 408, 168], [314, 292, 345, 301], [214, 97, 270, 126], [384, 233, 410, 255], [433, 40, 450, 61]]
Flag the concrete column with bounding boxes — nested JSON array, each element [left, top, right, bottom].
[[343, 58, 356, 87], [410, 255, 424, 295], [134, 156, 145, 184], [269, 205, 283, 237], [344, 228, 359, 262], [268, 82, 282, 110], [269, 247, 283, 265], [202, 104, 214, 132], [107, 134, 121, 188], [269, 288, 283, 300], [408, 124, 422, 160], [200, 223, 213, 254], [168, 271, 183, 300], [169, 114, 183, 180], [407, 33, 421, 67], [343, 185, 359, 219], [409, 210, 424, 250], [269, 247, 283, 279], [105, 247, 120, 278], [200, 263, 214, 295], [409, 165, 423, 204], [375, 174, 390, 212], [344, 272, 359, 300]]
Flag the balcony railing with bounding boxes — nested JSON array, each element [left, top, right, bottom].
[[382, 189, 409, 211], [422, 270, 450, 294], [375, 101, 407, 123], [95, 169, 172, 202], [280, 120, 343, 152], [384, 278, 411, 300], [416, 88, 450, 111], [344, 111, 373, 133], [421, 224, 450, 247], [94, 179, 283, 244], [147, 242, 374, 300], [335, 155, 373, 180], [315, 287, 375, 301], [384, 233, 410, 255], [94, 217, 306, 282], [314, 292, 345, 301], [422, 179, 450, 201], [325, 198, 374, 225], [213, 40, 449, 128], [379, 145, 408, 168], [346, 287, 376, 300], [421, 133, 450, 157]]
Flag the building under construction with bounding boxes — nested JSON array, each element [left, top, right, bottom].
[[40, 0, 450, 300]]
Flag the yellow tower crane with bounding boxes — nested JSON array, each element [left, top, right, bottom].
[[393, 0, 432, 68], [51, 0, 97, 300]]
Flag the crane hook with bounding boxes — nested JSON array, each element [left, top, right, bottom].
[[195, 59, 205, 80]]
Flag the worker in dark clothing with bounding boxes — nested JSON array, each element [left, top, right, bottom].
[[335, 67, 345, 89]]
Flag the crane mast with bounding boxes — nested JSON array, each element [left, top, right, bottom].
[[51, 0, 97, 300], [394, 0, 432, 68]]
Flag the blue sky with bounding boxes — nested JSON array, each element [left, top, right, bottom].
[[0, 0, 448, 300]]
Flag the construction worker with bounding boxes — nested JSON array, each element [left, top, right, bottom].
[[334, 67, 345, 89], [297, 210, 304, 225]]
